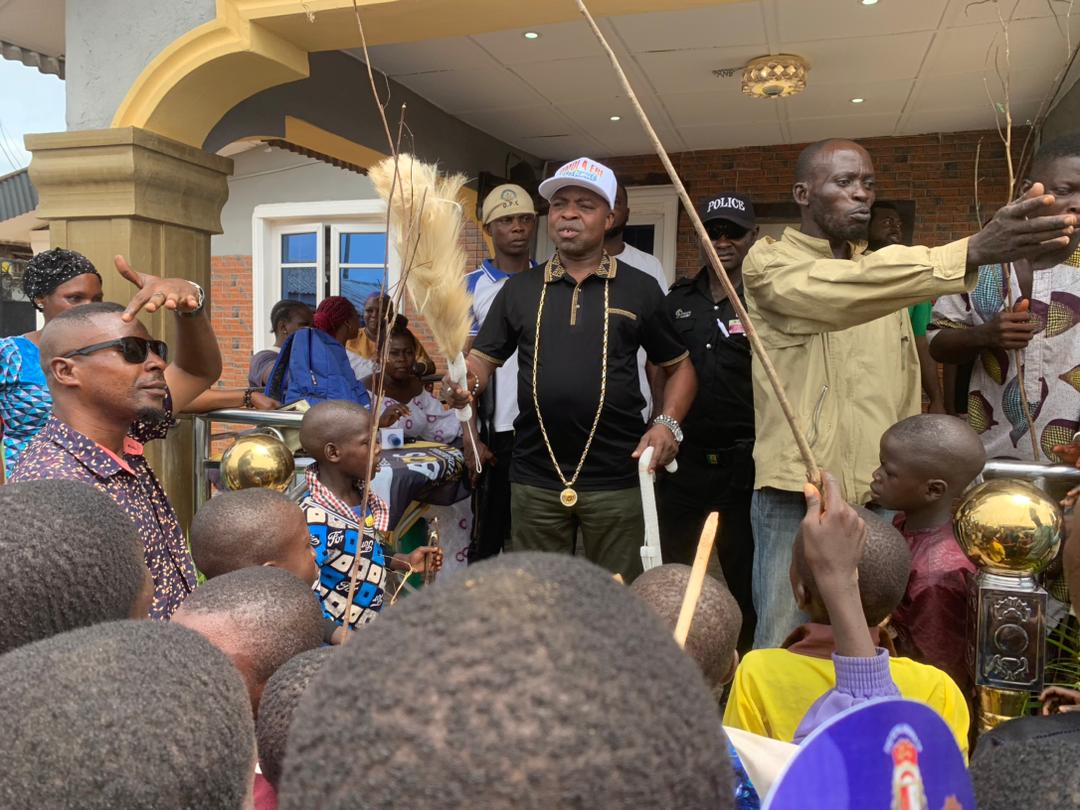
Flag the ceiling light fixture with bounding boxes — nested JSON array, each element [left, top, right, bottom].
[[861, 0, 879, 5], [741, 54, 810, 99], [609, 115, 622, 121], [523, 31, 540, 40], [850, 97, 865, 103]]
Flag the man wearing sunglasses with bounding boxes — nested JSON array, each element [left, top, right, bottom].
[[10, 257, 222, 620], [658, 193, 759, 651]]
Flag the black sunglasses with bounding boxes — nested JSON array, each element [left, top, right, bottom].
[[63, 336, 169, 364], [706, 222, 751, 241]]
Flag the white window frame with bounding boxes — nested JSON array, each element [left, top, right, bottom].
[[251, 200, 392, 352], [625, 185, 679, 287], [534, 184, 679, 285], [329, 222, 389, 298]]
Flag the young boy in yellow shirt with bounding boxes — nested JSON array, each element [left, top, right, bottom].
[[724, 499, 971, 756]]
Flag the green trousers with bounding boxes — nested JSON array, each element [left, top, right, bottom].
[[509, 483, 644, 582]]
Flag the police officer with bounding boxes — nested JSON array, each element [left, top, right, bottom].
[[658, 193, 758, 649]]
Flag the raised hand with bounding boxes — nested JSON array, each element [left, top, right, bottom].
[[802, 471, 875, 658], [116, 255, 202, 322], [967, 184, 1077, 267]]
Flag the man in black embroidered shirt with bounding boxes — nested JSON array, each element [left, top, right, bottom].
[[659, 192, 758, 649], [446, 157, 696, 581]]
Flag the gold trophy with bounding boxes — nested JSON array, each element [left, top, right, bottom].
[[955, 478, 1064, 731], [219, 433, 296, 492]]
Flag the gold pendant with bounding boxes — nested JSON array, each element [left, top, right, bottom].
[[560, 487, 578, 507]]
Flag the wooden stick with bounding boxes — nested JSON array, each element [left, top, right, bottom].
[[674, 512, 719, 648], [575, 0, 820, 487]]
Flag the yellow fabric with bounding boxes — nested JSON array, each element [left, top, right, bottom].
[[723, 647, 970, 757], [346, 331, 433, 367], [742, 227, 974, 503]]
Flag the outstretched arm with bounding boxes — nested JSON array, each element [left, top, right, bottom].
[[116, 256, 222, 413]]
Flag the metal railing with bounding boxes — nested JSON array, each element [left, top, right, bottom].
[[189, 409, 308, 513], [189, 408, 434, 546]]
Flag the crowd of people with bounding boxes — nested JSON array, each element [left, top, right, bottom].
[[0, 132, 1079, 806]]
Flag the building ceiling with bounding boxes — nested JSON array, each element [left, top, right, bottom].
[[359, 0, 1080, 159], [0, 0, 65, 57]]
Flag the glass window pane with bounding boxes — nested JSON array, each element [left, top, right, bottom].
[[281, 232, 317, 263], [281, 266, 317, 308], [623, 224, 655, 256], [339, 266, 385, 314], [339, 232, 386, 265]]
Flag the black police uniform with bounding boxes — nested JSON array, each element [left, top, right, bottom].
[[658, 267, 756, 646]]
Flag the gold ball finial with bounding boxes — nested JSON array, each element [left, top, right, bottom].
[[954, 478, 1063, 575], [219, 433, 295, 493]]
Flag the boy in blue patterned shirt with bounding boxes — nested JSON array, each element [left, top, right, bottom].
[[299, 400, 441, 628]]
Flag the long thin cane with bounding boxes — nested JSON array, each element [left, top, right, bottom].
[[574, 0, 819, 488]]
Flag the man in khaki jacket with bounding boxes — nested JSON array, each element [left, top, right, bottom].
[[745, 138, 1077, 648]]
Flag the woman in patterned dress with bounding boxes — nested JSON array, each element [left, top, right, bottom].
[[367, 327, 475, 573], [0, 249, 103, 476]]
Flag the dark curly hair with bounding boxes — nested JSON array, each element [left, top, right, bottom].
[[0, 479, 149, 655], [0, 620, 255, 809], [279, 553, 734, 809]]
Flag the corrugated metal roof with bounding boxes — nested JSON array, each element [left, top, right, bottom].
[[0, 169, 37, 223], [0, 42, 64, 79]]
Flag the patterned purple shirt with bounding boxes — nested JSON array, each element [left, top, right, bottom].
[[10, 408, 195, 620]]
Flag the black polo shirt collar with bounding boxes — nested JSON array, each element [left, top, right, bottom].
[[543, 250, 617, 283]]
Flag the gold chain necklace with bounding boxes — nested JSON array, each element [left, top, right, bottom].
[[532, 253, 609, 507]]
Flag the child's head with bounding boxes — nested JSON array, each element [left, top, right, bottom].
[[971, 737, 1080, 810], [631, 563, 741, 697], [0, 620, 255, 809], [300, 399, 379, 478], [256, 647, 335, 790], [171, 567, 325, 713], [190, 489, 317, 584], [384, 328, 419, 383], [791, 506, 912, 626], [279, 553, 734, 809], [871, 414, 986, 514], [0, 479, 153, 654]]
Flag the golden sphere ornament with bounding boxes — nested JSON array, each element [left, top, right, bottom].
[[219, 433, 295, 492], [954, 478, 1063, 575]]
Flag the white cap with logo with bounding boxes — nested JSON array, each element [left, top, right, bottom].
[[538, 157, 617, 209]]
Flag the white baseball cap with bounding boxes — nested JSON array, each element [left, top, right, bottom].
[[538, 157, 617, 209]]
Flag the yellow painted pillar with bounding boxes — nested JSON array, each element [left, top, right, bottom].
[[26, 127, 232, 530]]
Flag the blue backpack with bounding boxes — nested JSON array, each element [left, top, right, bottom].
[[264, 327, 371, 408]]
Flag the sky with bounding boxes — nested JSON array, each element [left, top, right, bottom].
[[0, 58, 66, 174]]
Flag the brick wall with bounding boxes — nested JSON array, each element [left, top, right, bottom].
[[213, 129, 1014, 379], [605, 128, 1021, 281], [210, 255, 256, 389], [210, 217, 490, 384]]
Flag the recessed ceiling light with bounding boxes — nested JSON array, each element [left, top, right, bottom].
[[523, 31, 540, 40], [609, 115, 622, 121], [860, 0, 879, 5], [850, 97, 865, 103]]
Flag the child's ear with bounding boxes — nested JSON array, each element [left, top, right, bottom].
[[324, 441, 340, 462], [721, 651, 740, 686], [926, 479, 947, 501], [792, 579, 812, 611]]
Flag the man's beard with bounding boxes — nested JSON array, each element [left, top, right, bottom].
[[135, 405, 170, 429], [605, 221, 625, 240], [812, 202, 869, 243]]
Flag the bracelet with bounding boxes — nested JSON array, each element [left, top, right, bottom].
[[652, 414, 684, 444], [242, 388, 256, 409], [177, 282, 206, 318], [468, 372, 481, 397]]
